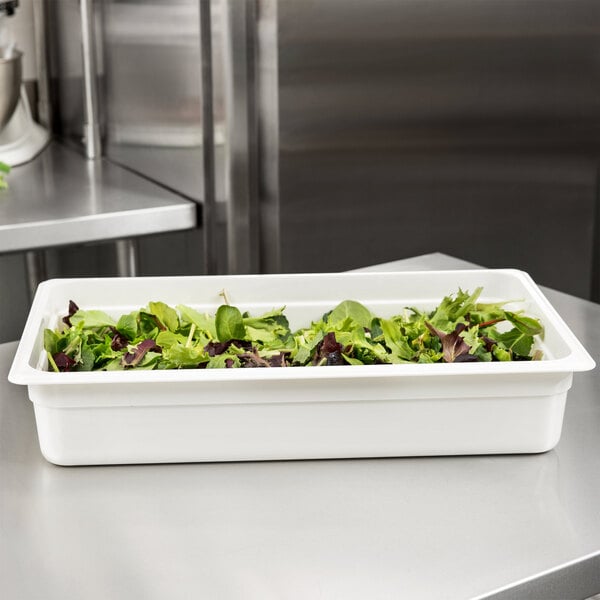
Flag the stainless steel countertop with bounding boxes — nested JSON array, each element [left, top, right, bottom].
[[1, 254, 599, 600], [0, 142, 197, 252]]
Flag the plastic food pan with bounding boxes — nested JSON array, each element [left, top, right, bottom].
[[8, 269, 595, 466]]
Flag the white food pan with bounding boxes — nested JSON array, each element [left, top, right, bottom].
[[8, 269, 595, 465]]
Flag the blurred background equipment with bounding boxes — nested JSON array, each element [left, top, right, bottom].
[[0, 0, 48, 165]]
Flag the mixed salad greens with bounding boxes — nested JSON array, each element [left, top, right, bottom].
[[43, 287, 544, 372]]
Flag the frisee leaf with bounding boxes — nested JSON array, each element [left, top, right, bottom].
[[428, 287, 482, 330], [380, 319, 415, 361]]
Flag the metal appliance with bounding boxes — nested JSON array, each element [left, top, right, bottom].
[[0, 0, 49, 166], [218, 0, 600, 300]]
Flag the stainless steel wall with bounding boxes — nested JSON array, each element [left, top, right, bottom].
[[249, 0, 600, 298], [44, 0, 600, 299]]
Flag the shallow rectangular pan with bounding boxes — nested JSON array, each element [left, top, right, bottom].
[[8, 269, 595, 465]]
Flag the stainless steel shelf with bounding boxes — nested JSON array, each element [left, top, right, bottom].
[[0, 142, 197, 253]]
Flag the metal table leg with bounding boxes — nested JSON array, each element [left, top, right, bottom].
[[115, 238, 139, 277], [24, 250, 47, 300]]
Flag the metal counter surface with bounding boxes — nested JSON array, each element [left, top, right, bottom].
[[1, 254, 599, 600], [0, 142, 197, 253]]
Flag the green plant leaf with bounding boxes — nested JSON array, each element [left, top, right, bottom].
[[70, 310, 115, 328], [116, 313, 138, 340], [44, 328, 60, 355], [328, 300, 374, 328], [505, 311, 544, 337], [156, 330, 185, 349], [243, 307, 290, 344], [177, 305, 217, 338], [162, 343, 207, 368], [207, 354, 241, 369], [429, 287, 482, 330], [215, 305, 246, 342], [74, 345, 96, 371], [496, 327, 534, 357], [148, 301, 179, 332], [493, 346, 512, 361], [342, 354, 364, 365], [380, 318, 415, 361]]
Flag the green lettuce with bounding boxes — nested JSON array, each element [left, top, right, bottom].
[[43, 290, 544, 371]]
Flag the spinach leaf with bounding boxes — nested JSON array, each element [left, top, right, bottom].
[[215, 305, 246, 342], [116, 314, 138, 340], [328, 300, 374, 328], [495, 327, 534, 357], [505, 311, 544, 337]]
